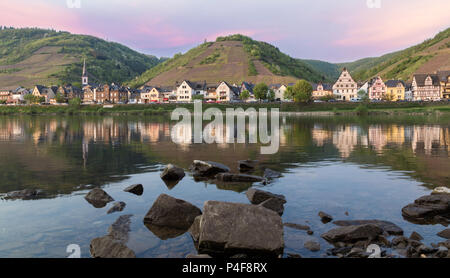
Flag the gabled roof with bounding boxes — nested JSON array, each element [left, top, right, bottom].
[[385, 80, 405, 88], [413, 74, 440, 86], [436, 70, 450, 82]]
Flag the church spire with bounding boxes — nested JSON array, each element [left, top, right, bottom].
[[82, 58, 88, 86]]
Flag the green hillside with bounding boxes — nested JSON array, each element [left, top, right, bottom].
[[129, 34, 329, 88], [0, 28, 162, 89], [338, 27, 450, 81]]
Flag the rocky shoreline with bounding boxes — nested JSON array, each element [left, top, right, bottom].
[[3, 160, 449, 259]]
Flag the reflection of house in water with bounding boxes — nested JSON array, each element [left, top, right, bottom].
[[385, 125, 405, 145], [440, 128, 450, 148], [332, 125, 361, 158], [171, 122, 192, 150], [368, 125, 387, 152], [412, 126, 442, 155], [312, 125, 333, 147], [82, 119, 128, 144], [0, 120, 24, 141]]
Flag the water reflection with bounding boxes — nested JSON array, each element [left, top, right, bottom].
[[0, 115, 449, 196]]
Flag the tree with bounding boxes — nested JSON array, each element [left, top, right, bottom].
[[357, 89, 369, 103], [0, 100, 6, 105], [267, 89, 275, 102], [284, 86, 294, 101], [291, 80, 313, 103], [55, 93, 66, 103], [192, 94, 204, 101], [24, 94, 40, 104], [253, 83, 268, 102], [240, 90, 250, 101], [69, 97, 82, 107]]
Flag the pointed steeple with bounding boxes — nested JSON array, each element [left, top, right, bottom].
[[82, 58, 88, 86]]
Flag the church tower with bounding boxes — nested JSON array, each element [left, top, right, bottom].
[[82, 58, 89, 86]]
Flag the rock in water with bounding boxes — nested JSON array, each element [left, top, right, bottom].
[[190, 160, 230, 177], [124, 184, 143, 196], [160, 164, 185, 181], [5, 189, 45, 200], [90, 236, 135, 258], [284, 223, 311, 231], [84, 188, 114, 208], [189, 215, 202, 246], [401, 194, 450, 224], [259, 198, 285, 216], [304, 241, 321, 252], [216, 173, 265, 183], [318, 211, 333, 223], [333, 219, 404, 235], [197, 201, 284, 257], [238, 160, 258, 172], [321, 224, 383, 244], [186, 254, 212, 258], [246, 188, 286, 205], [263, 168, 282, 179], [410, 231, 424, 241], [107, 201, 126, 214], [437, 229, 450, 239], [143, 194, 202, 231], [90, 215, 135, 258], [432, 187, 450, 195]]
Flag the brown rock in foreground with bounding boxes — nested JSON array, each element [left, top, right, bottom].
[[246, 188, 286, 205], [84, 188, 114, 208], [437, 229, 450, 239], [321, 224, 383, 244], [143, 194, 202, 231], [333, 219, 404, 235], [90, 236, 135, 258], [198, 201, 284, 257], [401, 194, 450, 224], [190, 160, 230, 177]]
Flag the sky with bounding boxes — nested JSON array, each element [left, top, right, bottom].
[[0, 0, 449, 62]]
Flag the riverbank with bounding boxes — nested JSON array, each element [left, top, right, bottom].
[[0, 101, 449, 116]]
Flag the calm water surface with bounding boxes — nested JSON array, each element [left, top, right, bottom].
[[0, 114, 449, 258]]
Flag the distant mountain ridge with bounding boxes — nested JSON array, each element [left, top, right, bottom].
[[0, 28, 163, 89]]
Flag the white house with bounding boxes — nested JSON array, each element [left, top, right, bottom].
[[176, 80, 206, 102], [216, 81, 239, 102]]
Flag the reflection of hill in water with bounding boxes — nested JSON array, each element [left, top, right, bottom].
[[0, 115, 448, 198]]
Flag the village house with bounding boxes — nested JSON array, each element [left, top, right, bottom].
[[216, 81, 240, 102], [140, 86, 154, 104], [109, 83, 128, 103], [57, 84, 81, 101], [204, 84, 218, 102], [385, 80, 406, 101], [82, 84, 97, 104], [270, 84, 291, 102], [0, 90, 11, 103], [332, 68, 358, 101], [32, 85, 57, 103], [10, 87, 30, 104], [240, 82, 256, 102], [128, 89, 142, 104], [176, 80, 206, 102], [404, 83, 413, 101], [312, 83, 333, 100], [437, 70, 450, 99], [412, 74, 441, 101], [368, 76, 386, 101]]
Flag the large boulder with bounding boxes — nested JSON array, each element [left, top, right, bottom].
[[321, 224, 384, 244], [197, 201, 284, 257], [190, 160, 230, 178], [216, 173, 265, 183], [333, 219, 404, 235], [246, 188, 286, 205], [124, 184, 143, 196], [84, 188, 114, 208], [401, 194, 450, 224], [143, 194, 202, 232]]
